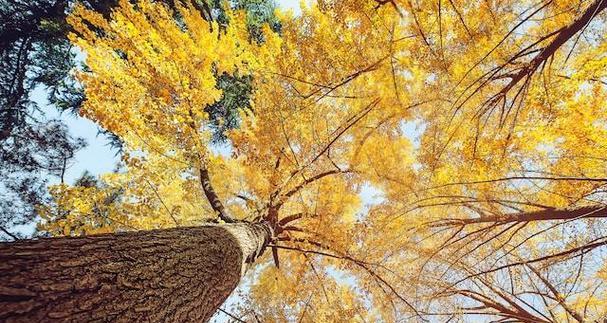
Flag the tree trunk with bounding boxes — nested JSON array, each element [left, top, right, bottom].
[[0, 222, 272, 322]]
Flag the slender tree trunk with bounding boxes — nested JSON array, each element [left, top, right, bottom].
[[0, 222, 272, 322]]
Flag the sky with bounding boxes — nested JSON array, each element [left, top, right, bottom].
[[278, 0, 303, 13]]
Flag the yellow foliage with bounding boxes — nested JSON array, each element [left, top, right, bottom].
[[40, 0, 607, 320]]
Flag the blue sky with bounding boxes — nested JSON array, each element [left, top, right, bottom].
[[32, 87, 119, 185], [278, 0, 302, 13]]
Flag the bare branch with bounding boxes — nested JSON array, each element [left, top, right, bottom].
[[270, 241, 421, 317], [462, 236, 607, 281], [423, 176, 607, 192], [493, 0, 607, 103], [0, 226, 19, 241], [145, 179, 179, 226], [217, 307, 247, 323], [278, 213, 304, 226], [433, 205, 607, 226], [526, 264, 584, 322]]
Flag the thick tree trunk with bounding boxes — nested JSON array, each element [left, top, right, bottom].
[[0, 222, 272, 322]]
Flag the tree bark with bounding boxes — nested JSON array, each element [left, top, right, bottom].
[[0, 222, 272, 322]]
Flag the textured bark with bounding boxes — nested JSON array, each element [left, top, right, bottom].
[[0, 222, 272, 322]]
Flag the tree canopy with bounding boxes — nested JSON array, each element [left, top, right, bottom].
[[0, 0, 278, 238], [34, 0, 607, 321]]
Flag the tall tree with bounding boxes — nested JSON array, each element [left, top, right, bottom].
[[3, 0, 607, 321]]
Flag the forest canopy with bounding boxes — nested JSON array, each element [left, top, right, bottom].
[[7, 0, 607, 321]]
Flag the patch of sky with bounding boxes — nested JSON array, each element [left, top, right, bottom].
[[277, 0, 305, 15], [400, 118, 425, 172], [355, 181, 385, 220], [209, 140, 233, 157], [31, 86, 120, 186], [399, 118, 425, 150]]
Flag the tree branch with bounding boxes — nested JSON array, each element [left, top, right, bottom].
[[503, 0, 607, 91], [460, 236, 607, 281], [432, 205, 607, 226], [423, 176, 607, 192], [270, 239, 422, 318], [0, 226, 19, 241], [199, 168, 235, 223], [278, 169, 352, 206], [526, 264, 584, 322]]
